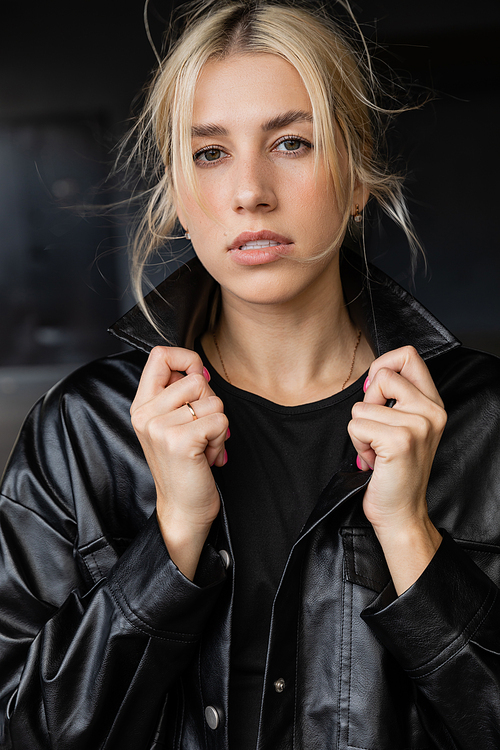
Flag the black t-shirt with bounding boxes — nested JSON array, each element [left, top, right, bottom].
[[196, 339, 365, 749]]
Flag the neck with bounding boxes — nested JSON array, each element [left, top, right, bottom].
[[202, 257, 373, 405]]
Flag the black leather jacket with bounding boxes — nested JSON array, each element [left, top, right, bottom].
[[1, 251, 500, 749]]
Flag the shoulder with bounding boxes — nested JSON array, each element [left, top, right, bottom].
[[51, 348, 148, 407], [427, 346, 500, 542], [21, 348, 150, 446], [428, 345, 500, 415], [1, 349, 150, 523], [34, 347, 149, 463]]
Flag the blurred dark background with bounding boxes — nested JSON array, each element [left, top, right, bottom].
[[1, 0, 499, 471]]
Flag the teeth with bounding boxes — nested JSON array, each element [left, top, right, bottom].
[[239, 240, 279, 250]]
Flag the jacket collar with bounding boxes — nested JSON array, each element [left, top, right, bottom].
[[109, 248, 460, 362]]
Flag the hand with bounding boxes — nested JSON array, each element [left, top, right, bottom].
[[130, 346, 229, 579], [348, 346, 446, 593]]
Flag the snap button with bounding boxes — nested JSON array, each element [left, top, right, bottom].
[[274, 678, 286, 693], [219, 549, 231, 569], [205, 705, 221, 729]]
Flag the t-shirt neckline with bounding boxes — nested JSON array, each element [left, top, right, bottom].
[[195, 337, 366, 416]]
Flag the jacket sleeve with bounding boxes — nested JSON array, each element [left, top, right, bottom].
[[0, 365, 227, 749], [362, 530, 500, 748], [360, 347, 500, 748]]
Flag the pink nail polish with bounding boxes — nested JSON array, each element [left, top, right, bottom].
[[363, 377, 370, 393], [356, 455, 363, 471], [226, 427, 231, 439], [223, 449, 228, 465], [203, 366, 211, 382]]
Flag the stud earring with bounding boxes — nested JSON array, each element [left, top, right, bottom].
[[353, 205, 362, 223], [184, 231, 191, 240]]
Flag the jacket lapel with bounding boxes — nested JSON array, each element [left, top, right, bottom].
[[108, 249, 462, 531], [109, 248, 460, 362], [340, 251, 460, 360], [109, 259, 218, 352]]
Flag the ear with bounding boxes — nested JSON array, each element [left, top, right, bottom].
[[175, 200, 189, 233], [352, 183, 370, 213]]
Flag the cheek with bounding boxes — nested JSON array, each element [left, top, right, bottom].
[[180, 183, 227, 233], [288, 166, 335, 206], [291, 178, 338, 228]]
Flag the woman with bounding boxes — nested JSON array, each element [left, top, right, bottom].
[[1, 1, 500, 748]]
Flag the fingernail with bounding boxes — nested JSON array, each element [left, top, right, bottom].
[[363, 377, 370, 393], [226, 427, 231, 439], [203, 366, 211, 382], [223, 449, 228, 465], [356, 455, 373, 472]]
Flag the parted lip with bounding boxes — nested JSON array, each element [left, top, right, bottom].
[[229, 230, 293, 250]]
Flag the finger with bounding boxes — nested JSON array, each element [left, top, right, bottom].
[[191, 411, 228, 467], [157, 395, 228, 468], [208, 441, 228, 468], [131, 373, 218, 438], [350, 430, 375, 471], [197, 404, 228, 468], [362, 367, 420, 410], [147, 405, 227, 460], [168, 395, 225, 427], [365, 346, 442, 407], [134, 346, 205, 406], [361, 370, 447, 441], [364, 366, 442, 415], [149, 371, 216, 415], [349, 416, 410, 466], [349, 409, 398, 470], [352, 401, 433, 429], [356, 454, 373, 472], [210, 426, 231, 468], [349, 413, 377, 469]]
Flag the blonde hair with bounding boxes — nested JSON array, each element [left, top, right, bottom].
[[121, 0, 419, 322]]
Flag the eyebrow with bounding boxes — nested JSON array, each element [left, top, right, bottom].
[[262, 110, 313, 132], [191, 110, 313, 138]]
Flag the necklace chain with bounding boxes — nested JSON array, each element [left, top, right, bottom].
[[212, 329, 362, 391], [212, 331, 232, 384], [341, 329, 362, 390]]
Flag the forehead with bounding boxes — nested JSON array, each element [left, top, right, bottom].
[[192, 53, 312, 129]]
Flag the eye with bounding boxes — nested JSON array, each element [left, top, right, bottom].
[[273, 136, 312, 154], [193, 146, 228, 165]]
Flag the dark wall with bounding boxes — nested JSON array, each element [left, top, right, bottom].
[[0, 1, 164, 366], [1, 0, 499, 363], [355, 0, 500, 354], [0, 1, 168, 469]]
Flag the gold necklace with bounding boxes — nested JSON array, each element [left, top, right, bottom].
[[212, 331, 232, 384], [341, 329, 362, 390], [212, 329, 362, 390]]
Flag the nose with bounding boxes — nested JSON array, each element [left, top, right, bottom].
[[230, 156, 277, 214]]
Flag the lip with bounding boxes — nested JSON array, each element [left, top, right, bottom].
[[228, 230, 294, 266], [229, 230, 293, 250]]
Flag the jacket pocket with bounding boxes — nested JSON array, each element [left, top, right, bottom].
[[77, 535, 120, 586], [342, 526, 390, 593], [339, 527, 433, 750]]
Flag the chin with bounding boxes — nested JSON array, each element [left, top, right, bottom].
[[226, 276, 313, 307]]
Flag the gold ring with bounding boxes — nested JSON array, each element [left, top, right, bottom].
[[185, 402, 197, 420]]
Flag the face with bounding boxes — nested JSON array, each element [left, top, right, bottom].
[[176, 53, 364, 307]]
